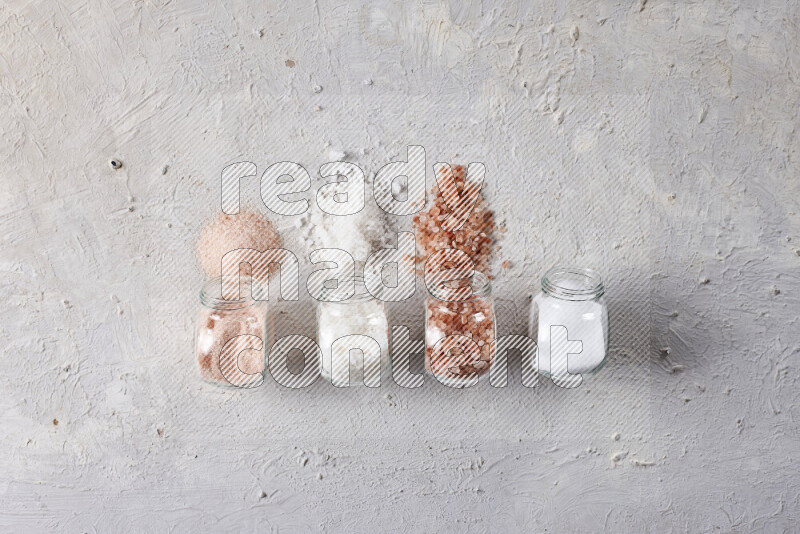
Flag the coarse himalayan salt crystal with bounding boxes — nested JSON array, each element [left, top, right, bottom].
[[412, 164, 496, 276], [415, 165, 498, 383], [196, 209, 282, 278]]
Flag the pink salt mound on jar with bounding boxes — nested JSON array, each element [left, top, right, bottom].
[[196, 209, 282, 278], [412, 164, 497, 276]]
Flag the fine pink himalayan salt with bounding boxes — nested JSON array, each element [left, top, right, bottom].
[[196, 210, 282, 278]]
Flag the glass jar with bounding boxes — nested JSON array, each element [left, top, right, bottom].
[[196, 276, 267, 387], [425, 271, 496, 386], [529, 266, 608, 378], [316, 276, 390, 386]]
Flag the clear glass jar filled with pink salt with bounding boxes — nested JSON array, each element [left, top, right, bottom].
[[195, 277, 267, 387], [425, 272, 496, 387]]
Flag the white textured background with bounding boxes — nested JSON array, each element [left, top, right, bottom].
[[1, 0, 799, 532]]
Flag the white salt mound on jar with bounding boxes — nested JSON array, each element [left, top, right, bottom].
[[300, 172, 392, 384]]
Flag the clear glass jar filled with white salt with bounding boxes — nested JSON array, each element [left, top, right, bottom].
[[316, 276, 390, 387], [529, 267, 608, 377]]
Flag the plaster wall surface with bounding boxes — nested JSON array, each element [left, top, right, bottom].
[[1, 0, 799, 532]]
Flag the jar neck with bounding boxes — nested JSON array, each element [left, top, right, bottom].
[[541, 266, 604, 301], [200, 276, 257, 310], [428, 271, 491, 300], [317, 275, 379, 303]]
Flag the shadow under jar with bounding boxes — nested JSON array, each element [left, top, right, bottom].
[[425, 271, 496, 387], [529, 266, 608, 377], [196, 277, 267, 387]]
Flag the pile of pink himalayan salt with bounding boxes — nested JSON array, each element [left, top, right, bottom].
[[412, 165, 497, 276], [196, 210, 282, 278], [195, 210, 280, 386]]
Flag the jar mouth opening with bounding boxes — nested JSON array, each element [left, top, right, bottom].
[[541, 266, 604, 301], [200, 276, 260, 310], [427, 271, 491, 300]]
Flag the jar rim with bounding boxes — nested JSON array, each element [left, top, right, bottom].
[[200, 276, 260, 310], [541, 266, 604, 301]]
